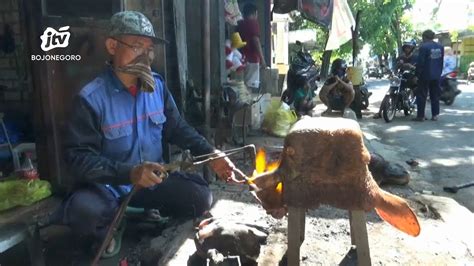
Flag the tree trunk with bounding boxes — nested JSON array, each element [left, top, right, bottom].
[[321, 50, 332, 79], [321, 31, 332, 79], [352, 10, 362, 66], [390, 51, 397, 73], [391, 12, 402, 55]]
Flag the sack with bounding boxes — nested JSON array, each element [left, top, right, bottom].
[[224, 0, 242, 25], [262, 99, 298, 137], [0, 179, 52, 211]]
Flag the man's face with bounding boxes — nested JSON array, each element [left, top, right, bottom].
[[106, 35, 155, 67]]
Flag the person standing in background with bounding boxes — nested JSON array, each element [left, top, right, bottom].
[[414, 30, 444, 122], [441, 47, 456, 76], [237, 3, 267, 92]]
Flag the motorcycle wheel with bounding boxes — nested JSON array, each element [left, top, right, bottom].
[[404, 89, 416, 116], [382, 95, 396, 123], [281, 89, 294, 105]]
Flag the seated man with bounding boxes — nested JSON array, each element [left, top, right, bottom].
[[396, 41, 417, 74], [60, 11, 236, 258], [293, 78, 316, 116], [319, 59, 354, 116]]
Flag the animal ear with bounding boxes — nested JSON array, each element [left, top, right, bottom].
[[375, 191, 421, 237]]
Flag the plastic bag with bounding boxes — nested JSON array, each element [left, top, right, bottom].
[[0, 179, 52, 211], [262, 99, 298, 137]]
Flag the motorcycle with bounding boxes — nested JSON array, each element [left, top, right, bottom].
[[366, 66, 383, 79], [467, 63, 474, 84], [381, 70, 417, 122], [281, 41, 319, 110], [350, 82, 372, 119], [440, 71, 461, 106]]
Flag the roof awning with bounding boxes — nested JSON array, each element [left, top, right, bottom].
[[273, 0, 333, 29]]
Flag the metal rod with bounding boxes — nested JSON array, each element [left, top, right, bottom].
[[91, 186, 138, 266], [0, 115, 14, 160], [192, 144, 256, 160], [202, 0, 211, 182], [233, 167, 261, 192], [203, 0, 210, 139]]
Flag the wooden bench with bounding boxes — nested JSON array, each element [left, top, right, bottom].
[[287, 207, 371, 266], [0, 197, 61, 266]]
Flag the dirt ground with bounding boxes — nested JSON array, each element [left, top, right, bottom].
[[142, 131, 473, 265], [1, 129, 472, 266]]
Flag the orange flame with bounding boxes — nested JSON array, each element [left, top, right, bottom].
[[275, 182, 283, 194], [255, 148, 266, 174], [267, 161, 280, 172], [253, 148, 280, 177]]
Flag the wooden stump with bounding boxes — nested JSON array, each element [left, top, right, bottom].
[[286, 208, 371, 266], [287, 207, 306, 266]]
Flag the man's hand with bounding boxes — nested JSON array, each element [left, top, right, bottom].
[[130, 162, 166, 188], [208, 150, 237, 182]]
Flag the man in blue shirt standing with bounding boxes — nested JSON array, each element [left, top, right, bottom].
[[414, 30, 444, 121], [61, 11, 236, 258]]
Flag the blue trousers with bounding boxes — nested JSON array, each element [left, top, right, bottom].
[[61, 172, 212, 240], [416, 79, 440, 118]]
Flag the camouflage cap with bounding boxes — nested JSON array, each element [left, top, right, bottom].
[[109, 11, 167, 43]]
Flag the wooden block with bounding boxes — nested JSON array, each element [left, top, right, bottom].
[[0, 223, 27, 253], [0, 197, 61, 226], [349, 210, 371, 266], [287, 207, 306, 266]]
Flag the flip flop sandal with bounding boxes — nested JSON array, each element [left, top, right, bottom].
[[100, 219, 127, 259], [126, 207, 170, 225]]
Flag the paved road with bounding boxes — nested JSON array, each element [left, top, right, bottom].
[[360, 78, 474, 211]]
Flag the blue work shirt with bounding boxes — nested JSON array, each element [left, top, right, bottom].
[[63, 66, 214, 196], [416, 41, 444, 81]]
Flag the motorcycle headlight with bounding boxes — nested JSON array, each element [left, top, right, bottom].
[[390, 77, 401, 86]]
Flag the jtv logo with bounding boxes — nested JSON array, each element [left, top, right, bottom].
[[32, 26, 81, 61], [40, 26, 70, 51]]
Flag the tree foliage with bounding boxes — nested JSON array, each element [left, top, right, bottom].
[[348, 0, 415, 56], [289, 0, 416, 59]]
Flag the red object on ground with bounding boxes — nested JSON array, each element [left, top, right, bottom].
[[19, 152, 39, 180]]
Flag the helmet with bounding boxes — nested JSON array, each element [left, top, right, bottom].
[[330, 58, 347, 76], [109, 11, 167, 43], [402, 40, 416, 51]]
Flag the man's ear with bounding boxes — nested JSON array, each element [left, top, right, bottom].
[[105, 38, 117, 56]]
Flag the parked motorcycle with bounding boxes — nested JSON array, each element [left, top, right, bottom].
[[440, 71, 461, 106], [381, 70, 417, 122], [467, 62, 474, 84], [281, 41, 319, 110], [366, 66, 383, 79], [350, 83, 372, 119]]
